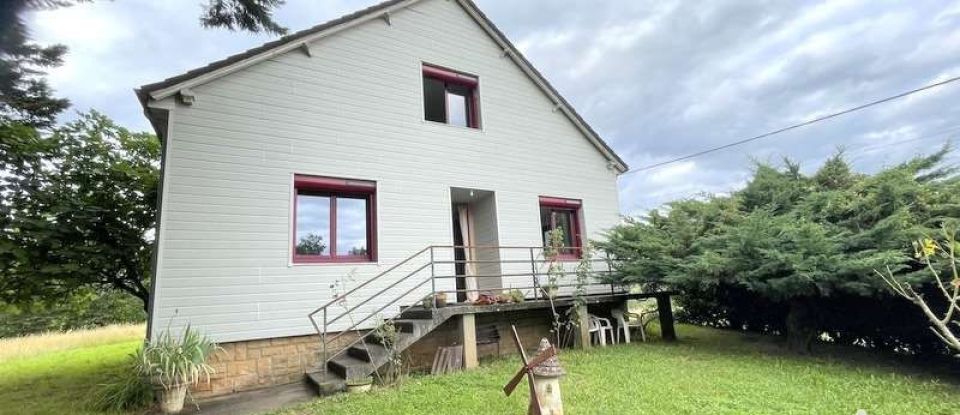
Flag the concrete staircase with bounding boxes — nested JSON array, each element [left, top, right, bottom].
[[305, 306, 450, 395]]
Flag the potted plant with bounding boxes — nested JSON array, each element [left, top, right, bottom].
[[506, 289, 525, 303], [422, 292, 448, 308], [346, 376, 374, 393], [435, 292, 448, 307], [136, 325, 219, 414]]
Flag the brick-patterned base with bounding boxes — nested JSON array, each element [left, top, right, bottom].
[[194, 308, 559, 398], [194, 332, 359, 398]]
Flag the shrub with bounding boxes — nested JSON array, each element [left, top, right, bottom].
[[598, 148, 960, 355], [92, 362, 154, 412], [0, 290, 145, 338]]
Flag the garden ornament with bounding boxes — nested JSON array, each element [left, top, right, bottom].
[[502, 326, 564, 415]]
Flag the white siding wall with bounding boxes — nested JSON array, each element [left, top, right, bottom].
[[152, 0, 621, 342]]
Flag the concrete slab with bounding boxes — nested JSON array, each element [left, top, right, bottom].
[[179, 382, 316, 415]]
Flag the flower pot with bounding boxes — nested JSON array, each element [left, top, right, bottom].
[[156, 383, 188, 414], [435, 295, 447, 308], [346, 378, 373, 393]]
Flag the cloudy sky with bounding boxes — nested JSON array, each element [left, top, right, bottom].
[[25, 0, 960, 215]]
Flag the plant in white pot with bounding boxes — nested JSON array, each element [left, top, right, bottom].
[[136, 325, 219, 414]]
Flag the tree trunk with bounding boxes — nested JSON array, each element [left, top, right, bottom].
[[785, 298, 817, 353]]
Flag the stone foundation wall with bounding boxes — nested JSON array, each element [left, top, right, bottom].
[[194, 332, 359, 398], [194, 308, 559, 398]]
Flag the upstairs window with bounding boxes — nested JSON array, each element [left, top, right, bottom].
[[423, 64, 480, 128], [293, 175, 376, 263], [539, 196, 583, 259]]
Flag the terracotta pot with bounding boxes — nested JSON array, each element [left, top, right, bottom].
[[156, 383, 187, 414], [435, 295, 448, 307]]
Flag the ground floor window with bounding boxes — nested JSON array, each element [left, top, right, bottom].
[[539, 196, 582, 259], [293, 174, 376, 263]]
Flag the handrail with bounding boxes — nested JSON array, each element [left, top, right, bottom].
[[307, 245, 432, 318], [326, 261, 432, 327], [326, 276, 434, 345], [307, 244, 624, 375]]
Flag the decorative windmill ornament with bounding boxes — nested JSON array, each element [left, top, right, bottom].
[[502, 326, 566, 415]]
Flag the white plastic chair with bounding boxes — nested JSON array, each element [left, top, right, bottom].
[[589, 315, 615, 346], [612, 308, 645, 343]]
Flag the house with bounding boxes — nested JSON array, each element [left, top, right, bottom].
[[136, 0, 651, 398]]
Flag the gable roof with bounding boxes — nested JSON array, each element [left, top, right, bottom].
[[136, 0, 629, 173]]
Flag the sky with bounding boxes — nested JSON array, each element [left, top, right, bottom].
[[25, 0, 960, 215]]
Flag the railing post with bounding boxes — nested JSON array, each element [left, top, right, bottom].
[[605, 250, 616, 294], [430, 246, 436, 309], [321, 308, 328, 374], [529, 247, 539, 300]]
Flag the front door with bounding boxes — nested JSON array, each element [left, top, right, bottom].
[[450, 188, 500, 303]]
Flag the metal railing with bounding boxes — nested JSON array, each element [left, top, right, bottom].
[[307, 245, 625, 374]]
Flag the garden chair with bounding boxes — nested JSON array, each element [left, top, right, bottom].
[[612, 308, 645, 343], [589, 315, 615, 346], [615, 299, 660, 343]]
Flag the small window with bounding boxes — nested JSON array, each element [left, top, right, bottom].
[[422, 64, 480, 128], [294, 175, 376, 263], [539, 196, 582, 259]]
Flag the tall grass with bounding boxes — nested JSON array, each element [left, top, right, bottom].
[[0, 323, 144, 362]]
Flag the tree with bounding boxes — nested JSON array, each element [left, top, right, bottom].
[[0, 0, 74, 127], [0, 0, 289, 311], [200, 0, 289, 35], [598, 148, 960, 353], [0, 111, 159, 310], [877, 229, 960, 355]]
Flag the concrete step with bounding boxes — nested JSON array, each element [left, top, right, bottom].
[[304, 371, 345, 396], [397, 307, 434, 320], [392, 319, 422, 333], [327, 354, 377, 381], [347, 343, 390, 363]]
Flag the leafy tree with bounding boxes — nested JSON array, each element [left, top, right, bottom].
[[599, 148, 960, 353], [0, 111, 159, 310], [0, 0, 288, 312]]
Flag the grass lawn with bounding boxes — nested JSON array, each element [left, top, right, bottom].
[[0, 324, 144, 415], [275, 325, 960, 415], [0, 324, 957, 415]]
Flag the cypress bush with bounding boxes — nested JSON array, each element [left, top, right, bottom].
[[598, 148, 960, 355]]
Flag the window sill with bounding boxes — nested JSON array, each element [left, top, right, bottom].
[[289, 261, 381, 267], [422, 119, 484, 133]]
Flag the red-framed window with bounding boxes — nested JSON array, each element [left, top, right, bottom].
[[422, 64, 480, 128], [293, 174, 377, 263], [539, 196, 583, 259]]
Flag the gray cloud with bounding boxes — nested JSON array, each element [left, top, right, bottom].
[[26, 0, 960, 215]]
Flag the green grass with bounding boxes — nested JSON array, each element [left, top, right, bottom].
[[1, 324, 957, 415], [0, 339, 141, 415], [274, 325, 960, 415]]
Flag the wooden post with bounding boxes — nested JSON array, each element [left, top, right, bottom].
[[573, 304, 590, 349], [656, 293, 677, 341], [460, 313, 478, 369]]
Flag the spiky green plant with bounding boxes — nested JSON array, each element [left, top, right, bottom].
[[92, 363, 154, 411], [135, 325, 219, 390]]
